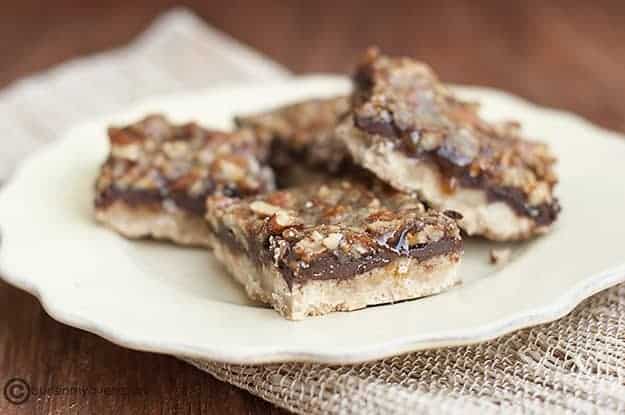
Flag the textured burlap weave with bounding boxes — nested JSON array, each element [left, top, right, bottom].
[[2, 9, 624, 414], [188, 284, 625, 414]]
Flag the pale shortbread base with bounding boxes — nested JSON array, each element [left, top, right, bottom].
[[212, 240, 461, 320], [95, 201, 213, 248], [340, 126, 550, 241]]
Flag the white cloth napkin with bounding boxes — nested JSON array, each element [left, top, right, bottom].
[[0, 8, 288, 181]]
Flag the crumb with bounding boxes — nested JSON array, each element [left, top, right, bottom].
[[490, 248, 512, 266]]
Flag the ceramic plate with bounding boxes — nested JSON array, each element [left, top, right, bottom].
[[1, 76, 625, 364]]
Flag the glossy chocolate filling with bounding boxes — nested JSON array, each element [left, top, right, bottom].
[[214, 224, 462, 289], [354, 115, 560, 225], [95, 183, 242, 216]]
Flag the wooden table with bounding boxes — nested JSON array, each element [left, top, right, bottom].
[[2, 1, 624, 413]]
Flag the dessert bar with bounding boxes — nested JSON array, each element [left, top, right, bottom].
[[94, 115, 274, 247], [336, 49, 560, 240], [236, 96, 350, 185], [206, 179, 463, 319]]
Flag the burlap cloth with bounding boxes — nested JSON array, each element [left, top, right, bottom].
[[2, 9, 624, 414]]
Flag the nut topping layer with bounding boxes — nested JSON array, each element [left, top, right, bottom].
[[345, 48, 560, 224], [236, 96, 350, 173], [206, 179, 462, 287], [95, 114, 275, 214]]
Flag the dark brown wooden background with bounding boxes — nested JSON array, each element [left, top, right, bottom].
[[2, 1, 625, 414]]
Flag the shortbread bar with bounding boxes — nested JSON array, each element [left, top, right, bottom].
[[206, 179, 463, 319], [94, 115, 274, 247], [236, 96, 350, 184], [336, 49, 560, 241]]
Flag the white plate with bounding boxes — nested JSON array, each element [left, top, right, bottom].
[[1, 76, 625, 364]]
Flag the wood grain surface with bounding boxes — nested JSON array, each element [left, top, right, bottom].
[[1, 1, 624, 413]]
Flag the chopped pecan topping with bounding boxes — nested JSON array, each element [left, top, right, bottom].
[[249, 201, 283, 216], [322, 233, 343, 250], [95, 114, 275, 214], [267, 210, 302, 234]]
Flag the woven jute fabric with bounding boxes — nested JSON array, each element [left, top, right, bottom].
[[188, 284, 625, 414], [2, 9, 624, 415]]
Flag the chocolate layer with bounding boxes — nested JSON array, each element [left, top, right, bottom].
[[215, 224, 462, 288], [429, 151, 561, 225], [95, 184, 215, 215], [291, 237, 463, 283]]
